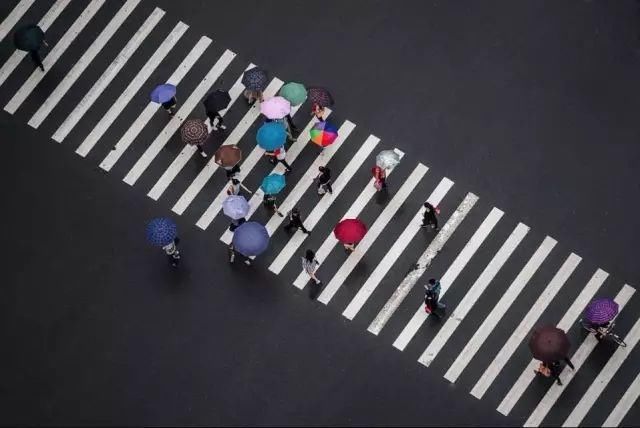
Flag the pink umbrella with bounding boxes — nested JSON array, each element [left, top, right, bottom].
[[260, 96, 291, 119]]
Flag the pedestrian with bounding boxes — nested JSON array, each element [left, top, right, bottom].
[[284, 207, 310, 234], [424, 278, 446, 317], [229, 217, 246, 232], [28, 36, 48, 71], [162, 95, 178, 116], [534, 361, 563, 385], [207, 110, 227, 131], [195, 141, 207, 158], [221, 163, 241, 179], [562, 357, 575, 370], [311, 103, 325, 121], [285, 113, 299, 137], [243, 89, 263, 106], [316, 166, 333, 195], [263, 193, 284, 217], [162, 237, 181, 267], [421, 202, 439, 230], [264, 146, 292, 172], [372, 165, 387, 191], [302, 249, 322, 285], [228, 243, 251, 265], [226, 178, 241, 196], [343, 242, 355, 253]]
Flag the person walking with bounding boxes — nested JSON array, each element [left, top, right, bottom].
[[229, 217, 246, 232], [424, 278, 446, 317], [226, 178, 241, 196], [311, 103, 325, 121], [162, 237, 181, 267], [316, 166, 333, 195], [243, 89, 263, 106], [195, 141, 207, 158], [264, 147, 292, 172], [263, 193, 284, 217], [302, 249, 322, 286], [534, 361, 563, 385], [228, 243, 251, 265], [284, 207, 310, 234], [372, 165, 387, 191], [162, 95, 178, 116], [29, 38, 48, 71], [343, 242, 355, 253], [14, 25, 48, 71], [421, 202, 439, 230], [221, 163, 241, 180]]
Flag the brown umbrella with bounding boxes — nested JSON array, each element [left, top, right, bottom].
[[528, 325, 570, 362], [214, 145, 242, 167], [181, 118, 208, 145]]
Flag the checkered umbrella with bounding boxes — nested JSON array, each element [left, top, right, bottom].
[[181, 118, 208, 145], [242, 67, 269, 91], [308, 87, 334, 107]]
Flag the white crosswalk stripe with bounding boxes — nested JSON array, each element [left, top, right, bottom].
[[604, 368, 640, 427], [0, 0, 36, 43]]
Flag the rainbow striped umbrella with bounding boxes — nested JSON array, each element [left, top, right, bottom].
[[310, 121, 338, 147]]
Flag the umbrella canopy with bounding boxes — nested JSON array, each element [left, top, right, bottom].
[[256, 122, 286, 150], [260, 96, 291, 119], [308, 87, 334, 107], [376, 150, 401, 169], [528, 325, 571, 362], [334, 219, 367, 244], [150, 83, 176, 103], [215, 145, 242, 167], [584, 298, 619, 324], [242, 67, 268, 91], [13, 24, 44, 51], [203, 89, 231, 113], [181, 118, 208, 145], [310, 121, 338, 147], [223, 195, 250, 220], [146, 217, 177, 246], [232, 221, 270, 257], [279, 82, 307, 106], [260, 173, 286, 195]]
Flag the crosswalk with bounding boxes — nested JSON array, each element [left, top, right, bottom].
[[1, 1, 638, 426]]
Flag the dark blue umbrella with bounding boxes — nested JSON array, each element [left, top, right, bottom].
[[232, 221, 269, 257], [584, 298, 619, 324], [256, 122, 286, 150], [150, 83, 176, 103], [146, 217, 177, 246], [242, 67, 268, 91], [13, 24, 44, 51]]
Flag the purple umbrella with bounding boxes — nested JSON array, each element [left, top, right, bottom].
[[150, 84, 176, 103], [584, 298, 619, 324], [232, 221, 269, 257], [223, 195, 249, 220]]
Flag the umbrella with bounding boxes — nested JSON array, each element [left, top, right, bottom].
[[260, 96, 291, 119], [310, 121, 338, 147], [203, 89, 231, 113], [333, 219, 367, 244], [13, 24, 44, 51], [260, 173, 286, 195], [215, 145, 242, 167], [223, 195, 250, 220], [308, 87, 334, 107], [376, 150, 401, 169], [150, 83, 176, 103], [146, 217, 177, 246], [232, 221, 270, 257], [528, 325, 571, 362], [242, 67, 268, 91], [256, 122, 286, 150], [181, 118, 208, 145], [279, 82, 307, 106], [584, 298, 619, 324]]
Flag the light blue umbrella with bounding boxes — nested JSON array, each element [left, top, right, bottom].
[[150, 83, 176, 103], [232, 221, 269, 256], [256, 122, 286, 150], [223, 195, 250, 220], [260, 173, 286, 195], [146, 217, 177, 246]]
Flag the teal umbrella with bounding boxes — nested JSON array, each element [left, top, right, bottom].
[[260, 173, 286, 195], [279, 82, 307, 106], [256, 122, 286, 150], [13, 24, 44, 51]]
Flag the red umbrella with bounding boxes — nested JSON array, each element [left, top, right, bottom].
[[333, 219, 367, 243]]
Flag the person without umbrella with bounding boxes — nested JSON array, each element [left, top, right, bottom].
[[421, 202, 440, 231], [424, 278, 446, 318], [263, 193, 284, 217], [316, 166, 333, 195], [302, 249, 322, 286], [284, 207, 310, 234]]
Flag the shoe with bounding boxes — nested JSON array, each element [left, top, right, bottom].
[[200, 151, 208, 158], [220, 124, 227, 129], [421, 224, 427, 228], [315, 281, 322, 286], [424, 306, 432, 314], [244, 259, 252, 265], [212, 125, 219, 131]]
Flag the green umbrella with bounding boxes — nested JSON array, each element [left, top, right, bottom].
[[279, 82, 307, 106], [13, 24, 44, 52]]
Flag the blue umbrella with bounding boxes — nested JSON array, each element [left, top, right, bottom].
[[223, 195, 250, 220], [260, 173, 286, 195], [150, 83, 176, 103], [256, 122, 286, 150], [232, 221, 269, 257], [146, 217, 177, 246]]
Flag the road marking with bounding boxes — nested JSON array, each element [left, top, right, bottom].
[[368, 193, 479, 336], [342, 177, 453, 320], [442, 236, 557, 381], [292, 149, 405, 290], [98, 37, 211, 171], [50, 7, 164, 141], [391, 200, 498, 348], [0, 0, 36, 43], [604, 368, 640, 427], [419, 221, 528, 367], [123, 49, 236, 186], [497, 267, 608, 416], [318, 164, 429, 304], [0, 0, 70, 89], [470, 252, 582, 399], [175, 77, 284, 217], [4, 0, 106, 114], [27, 0, 142, 123]]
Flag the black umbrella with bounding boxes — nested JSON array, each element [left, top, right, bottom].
[[241, 67, 268, 91], [528, 325, 571, 362], [203, 89, 231, 113], [308, 87, 334, 107], [13, 24, 44, 51]]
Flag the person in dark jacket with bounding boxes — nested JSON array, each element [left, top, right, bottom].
[[421, 202, 439, 230], [316, 166, 333, 195], [284, 207, 310, 234], [424, 278, 446, 318]]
